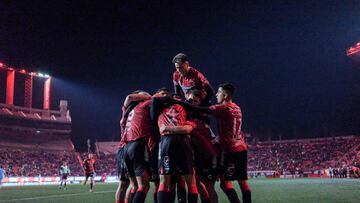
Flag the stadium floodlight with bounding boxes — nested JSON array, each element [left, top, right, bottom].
[[0, 62, 4, 67], [20, 69, 27, 74], [44, 74, 50, 78]]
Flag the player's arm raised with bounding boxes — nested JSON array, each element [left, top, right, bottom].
[[160, 124, 194, 135], [123, 93, 151, 108]]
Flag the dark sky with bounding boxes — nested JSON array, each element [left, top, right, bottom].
[[1, 1, 360, 148]]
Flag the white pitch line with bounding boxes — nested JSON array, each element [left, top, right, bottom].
[[0, 190, 114, 202]]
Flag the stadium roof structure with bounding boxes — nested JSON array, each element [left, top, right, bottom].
[[0, 61, 50, 78], [346, 42, 360, 61]]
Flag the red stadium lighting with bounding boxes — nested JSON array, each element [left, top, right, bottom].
[[347, 42, 360, 59], [0, 62, 4, 67], [20, 69, 27, 74]]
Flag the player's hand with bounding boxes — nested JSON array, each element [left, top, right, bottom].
[[172, 95, 182, 101], [159, 126, 169, 134]]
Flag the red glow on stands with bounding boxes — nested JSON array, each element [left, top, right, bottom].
[[0, 62, 4, 67], [43, 78, 51, 110], [6, 70, 15, 105], [20, 69, 27, 74]]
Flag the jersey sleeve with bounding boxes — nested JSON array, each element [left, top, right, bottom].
[[209, 104, 226, 117]]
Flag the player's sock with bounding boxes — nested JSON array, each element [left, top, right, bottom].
[[188, 193, 198, 203], [239, 181, 252, 203], [64, 182, 67, 188], [188, 184, 198, 203], [133, 187, 147, 203], [157, 183, 169, 203], [169, 190, 176, 203], [177, 184, 187, 203], [128, 188, 136, 203], [153, 191, 158, 203], [90, 182, 93, 190], [157, 191, 169, 203], [224, 188, 241, 203], [242, 190, 251, 203]]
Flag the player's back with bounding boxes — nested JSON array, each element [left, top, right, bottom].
[[210, 102, 247, 152]]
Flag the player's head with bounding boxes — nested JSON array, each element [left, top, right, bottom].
[[185, 89, 202, 106], [63, 161, 67, 166], [88, 153, 94, 159], [172, 53, 190, 76], [216, 83, 235, 103], [132, 90, 151, 97], [154, 87, 171, 97]]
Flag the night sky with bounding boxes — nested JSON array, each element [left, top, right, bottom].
[[1, 1, 360, 148]]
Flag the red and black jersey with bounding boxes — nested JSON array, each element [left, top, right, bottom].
[[209, 102, 247, 152], [83, 158, 96, 173], [158, 104, 187, 136], [123, 100, 155, 142], [173, 67, 211, 101], [187, 119, 218, 157]]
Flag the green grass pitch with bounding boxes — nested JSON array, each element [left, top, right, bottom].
[[0, 178, 359, 203]]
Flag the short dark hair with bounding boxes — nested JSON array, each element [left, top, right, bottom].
[[132, 90, 145, 94], [219, 83, 235, 97], [156, 87, 170, 94], [172, 53, 188, 64], [188, 88, 202, 98]]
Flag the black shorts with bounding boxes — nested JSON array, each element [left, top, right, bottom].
[[159, 134, 194, 175], [116, 147, 129, 181], [85, 172, 94, 178], [194, 151, 219, 181], [124, 138, 151, 177], [61, 174, 68, 179], [220, 150, 248, 181]]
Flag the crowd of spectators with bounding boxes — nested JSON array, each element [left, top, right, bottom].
[[248, 137, 360, 174], [0, 148, 83, 177]]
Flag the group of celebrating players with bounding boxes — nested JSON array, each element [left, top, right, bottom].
[[115, 53, 252, 203]]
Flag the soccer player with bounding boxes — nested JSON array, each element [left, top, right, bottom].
[[122, 90, 155, 203], [158, 83, 252, 203], [83, 153, 96, 192], [115, 94, 145, 203], [150, 91, 199, 203], [172, 53, 214, 105], [59, 162, 70, 190], [0, 165, 5, 189]]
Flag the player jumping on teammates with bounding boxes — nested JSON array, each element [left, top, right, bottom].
[[59, 162, 70, 190], [83, 153, 96, 192], [172, 53, 214, 106]]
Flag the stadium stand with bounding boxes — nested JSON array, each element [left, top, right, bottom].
[[248, 135, 360, 175]]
